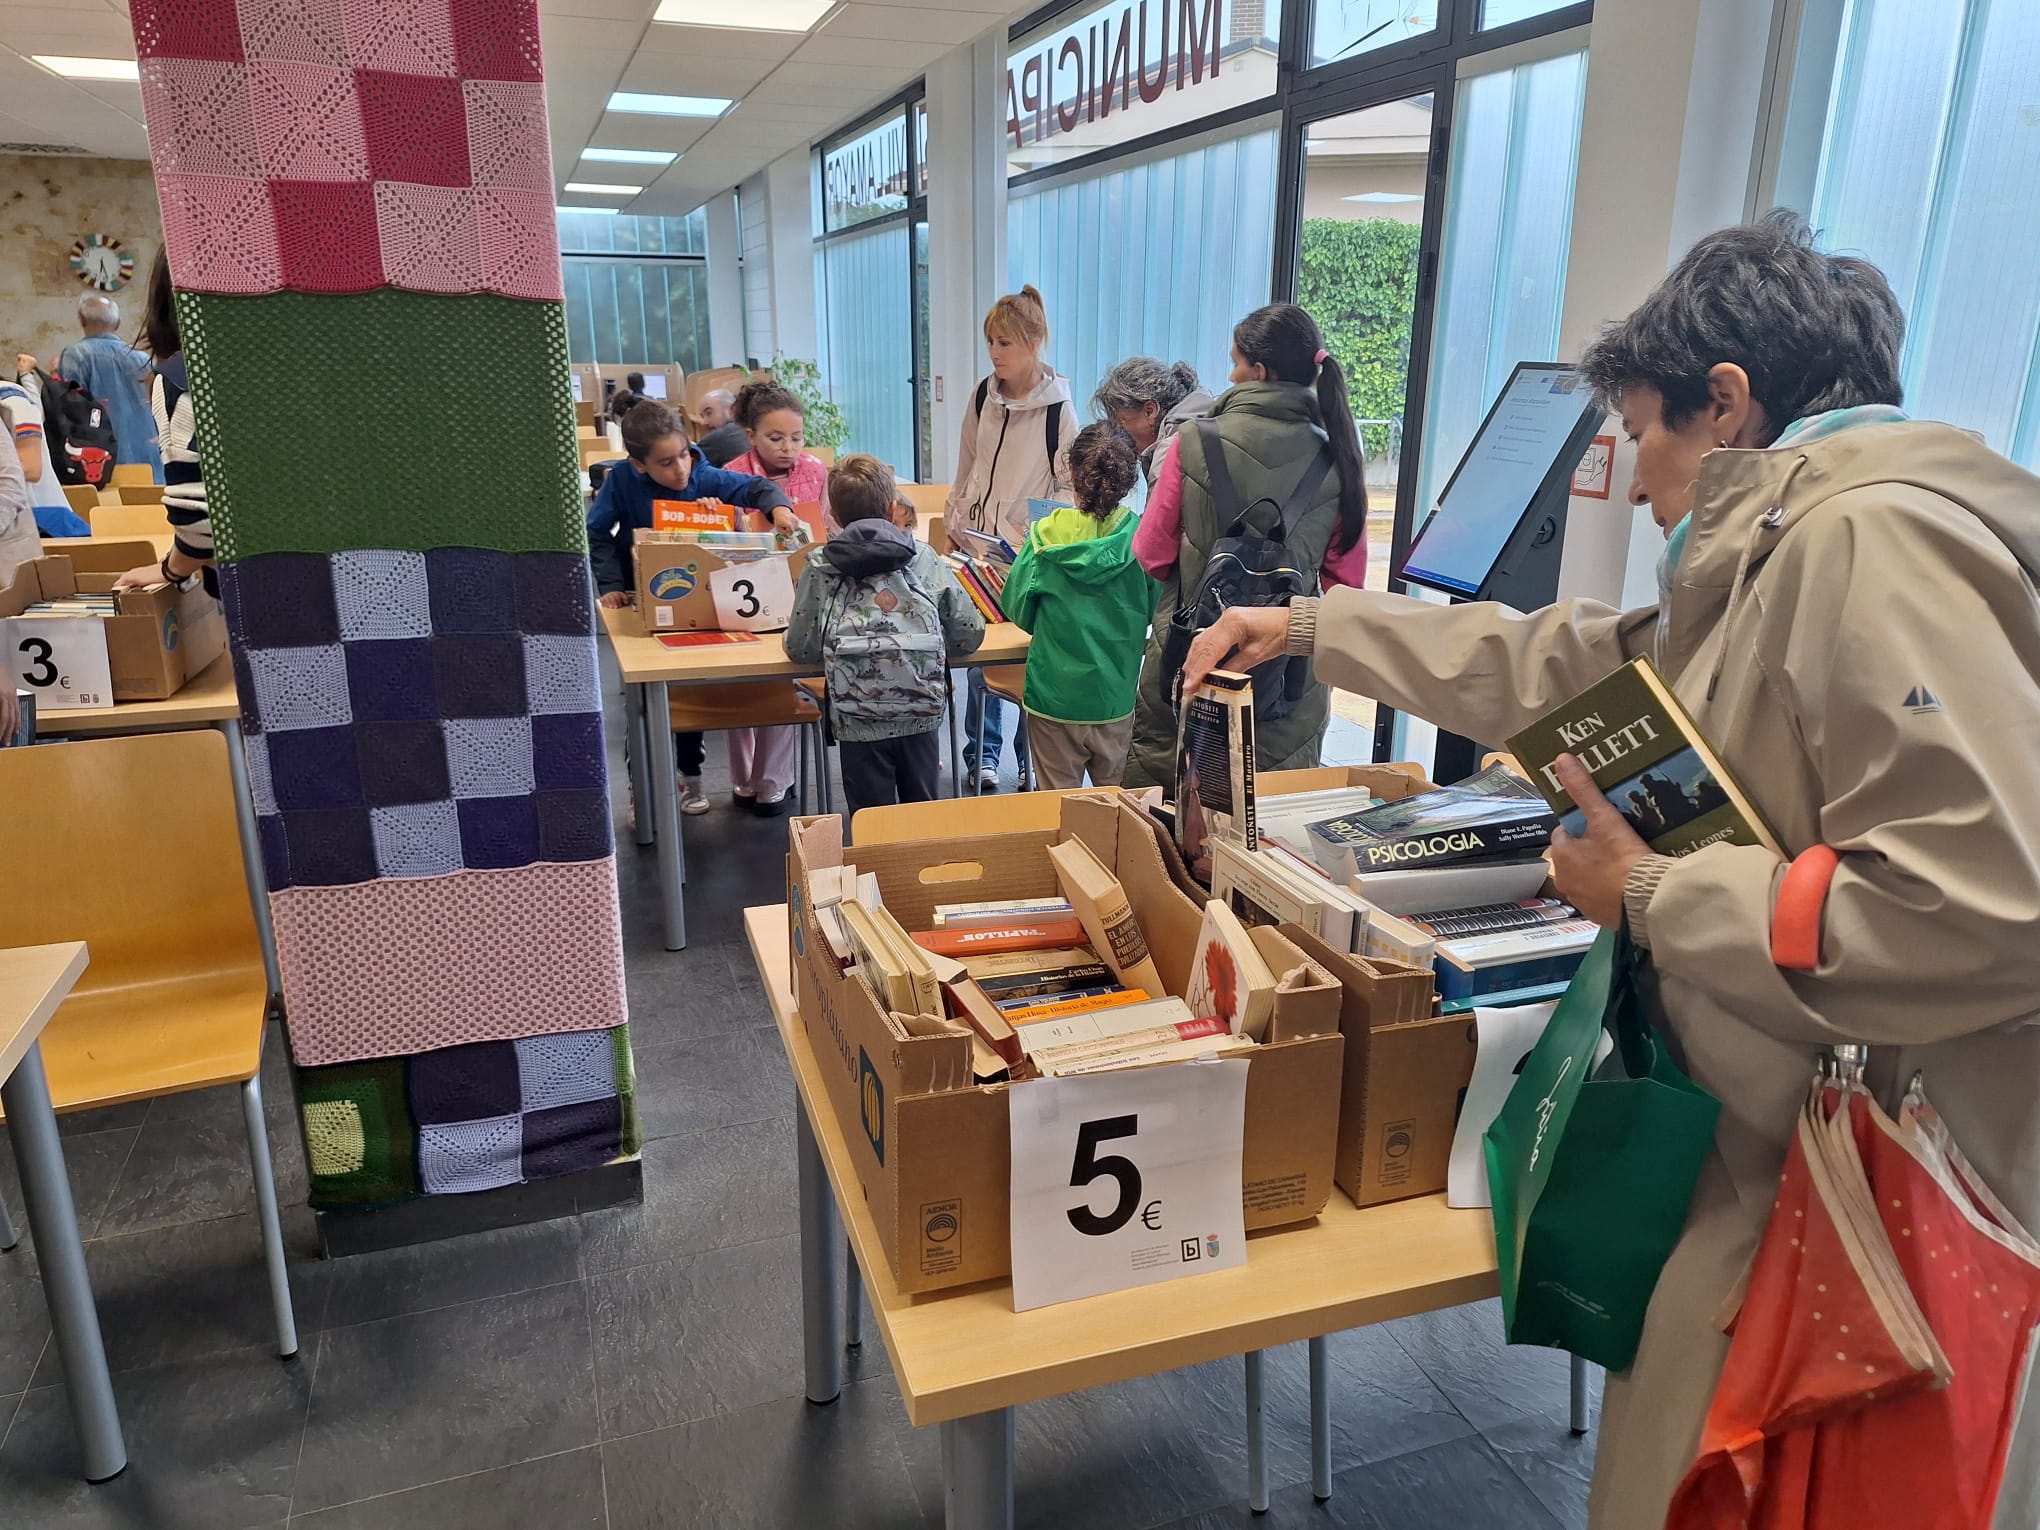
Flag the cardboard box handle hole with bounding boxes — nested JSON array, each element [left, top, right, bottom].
[[917, 861, 985, 885]]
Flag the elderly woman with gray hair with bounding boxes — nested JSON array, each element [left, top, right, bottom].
[[1091, 357, 1213, 484]]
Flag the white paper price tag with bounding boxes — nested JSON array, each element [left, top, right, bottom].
[[3, 617, 113, 709], [708, 559, 795, 633], [1007, 1057, 1249, 1312]]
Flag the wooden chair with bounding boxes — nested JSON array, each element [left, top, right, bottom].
[[110, 484, 165, 506], [974, 664, 1032, 793], [108, 464, 154, 489], [0, 731, 298, 1358], [84, 501, 172, 540], [62, 484, 99, 519], [668, 679, 833, 815], [897, 482, 949, 520], [806, 445, 836, 469], [682, 366, 752, 439]]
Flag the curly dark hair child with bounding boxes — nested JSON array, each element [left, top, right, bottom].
[[1066, 422, 1140, 517]]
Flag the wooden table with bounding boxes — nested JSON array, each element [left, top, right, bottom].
[[601, 606, 1030, 950], [30, 654, 279, 997], [0, 942, 124, 1482], [43, 532, 174, 560], [742, 906, 1501, 1529]]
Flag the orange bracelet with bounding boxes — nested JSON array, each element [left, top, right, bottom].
[[1771, 844, 1841, 971]]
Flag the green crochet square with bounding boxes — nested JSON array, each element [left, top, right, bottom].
[[297, 1057, 420, 1207], [179, 290, 586, 561], [612, 1025, 642, 1157]]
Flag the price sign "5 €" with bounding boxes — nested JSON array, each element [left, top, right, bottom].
[[1007, 1058, 1249, 1312]]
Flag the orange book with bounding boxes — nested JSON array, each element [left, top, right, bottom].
[[652, 498, 733, 531], [910, 918, 1089, 957], [1003, 988, 1151, 1025]]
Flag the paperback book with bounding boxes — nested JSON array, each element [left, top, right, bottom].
[[1174, 669, 1258, 884], [1306, 764, 1555, 879], [1506, 656, 1784, 858]]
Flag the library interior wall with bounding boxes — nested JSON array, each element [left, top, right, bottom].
[[0, 154, 163, 370], [704, 192, 747, 369]]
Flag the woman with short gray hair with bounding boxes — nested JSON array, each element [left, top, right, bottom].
[[1091, 357, 1213, 483], [1179, 211, 2040, 1529]]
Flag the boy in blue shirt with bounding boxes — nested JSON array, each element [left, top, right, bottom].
[[588, 400, 796, 816], [588, 400, 795, 602]]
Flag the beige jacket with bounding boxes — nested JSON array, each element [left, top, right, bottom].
[[1299, 421, 2040, 1529], [943, 369, 1077, 550]]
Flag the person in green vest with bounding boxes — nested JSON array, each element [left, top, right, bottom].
[[1001, 424, 1154, 788], [1122, 303, 1371, 789]]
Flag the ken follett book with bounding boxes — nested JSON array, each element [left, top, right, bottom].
[[1506, 656, 1784, 859]]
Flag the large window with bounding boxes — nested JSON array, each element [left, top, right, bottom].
[[1009, 123, 1280, 428], [1807, 0, 2040, 465], [557, 210, 711, 368], [814, 95, 930, 477]]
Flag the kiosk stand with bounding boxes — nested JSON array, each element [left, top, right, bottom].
[[1396, 362, 1605, 782]]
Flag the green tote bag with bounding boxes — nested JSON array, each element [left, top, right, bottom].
[[1483, 924, 1720, 1371]]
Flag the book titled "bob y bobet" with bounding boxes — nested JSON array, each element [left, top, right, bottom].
[[1507, 656, 1783, 860]]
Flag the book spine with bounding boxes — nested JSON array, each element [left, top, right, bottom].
[[1003, 988, 1152, 1024], [1340, 816, 1559, 872], [1042, 1034, 1253, 1076], [975, 963, 1113, 1000], [911, 918, 1089, 956], [1437, 918, 1597, 967], [1025, 1016, 1230, 1069], [1236, 699, 1258, 851], [991, 983, 1123, 1013], [1412, 900, 1574, 939], [1434, 948, 1591, 1005], [933, 898, 1075, 928]]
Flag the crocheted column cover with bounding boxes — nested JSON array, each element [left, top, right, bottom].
[[130, 0, 638, 1209]]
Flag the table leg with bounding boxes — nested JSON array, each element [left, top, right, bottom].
[[1309, 1335, 1332, 1500], [217, 719, 281, 999], [1569, 1355, 1591, 1436], [941, 1408, 1015, 1530], [623, 680, 654, 848], [946, 675, 962, 798], [1245, 1349, 1268, 1513], [642, 680, 687, 951], [844, 1235, 863, 1348], [795, 1103, 844, 1404], [4, 1043, 125, 1482]]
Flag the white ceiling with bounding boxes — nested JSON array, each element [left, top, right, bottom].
[[0, 0, 1014, 216]]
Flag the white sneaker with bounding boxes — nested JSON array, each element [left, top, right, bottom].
[[976, 767, 999, 792], [680, 776, 711, 815]]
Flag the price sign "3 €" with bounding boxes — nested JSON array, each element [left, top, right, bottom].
[[1007, 1058, 1249, 1312], [2, 617, 114, 710]]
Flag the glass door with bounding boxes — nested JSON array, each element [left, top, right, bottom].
[[1290, 85, 1447, 760]]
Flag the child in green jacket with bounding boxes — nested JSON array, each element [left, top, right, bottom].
[[1002, 424, 1155, 788]]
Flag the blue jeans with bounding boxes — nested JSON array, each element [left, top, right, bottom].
[[963, 668, 1029, 775]]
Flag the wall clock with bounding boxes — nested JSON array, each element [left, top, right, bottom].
[[70, 234, 134, 292]]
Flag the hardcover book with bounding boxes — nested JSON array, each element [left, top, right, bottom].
[[1507, 657, 1783, 859], [1184, 899, 1279, 1039], [1046, 837, 1168, 1000], [1305, 764, 1554, 878], [1174, 669, 1257, 884]]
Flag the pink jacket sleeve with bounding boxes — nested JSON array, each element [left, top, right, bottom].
[[1320, 525, 1369, 591], [1134, 435, 1184, 578]]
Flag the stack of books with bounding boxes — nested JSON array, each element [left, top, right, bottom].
[[640, 527, 786, 563], [823, 837, 1268, 1080], [943, 527, 1014, 624], [1210, 761, 1595, 1011]]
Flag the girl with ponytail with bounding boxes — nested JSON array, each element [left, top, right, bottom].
[[1121, 303, 1369, 789]]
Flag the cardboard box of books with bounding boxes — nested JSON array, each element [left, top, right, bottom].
[[0, 544, 225, 704], [786, 792, 1346, 1295], [633, 526, 818, 633]]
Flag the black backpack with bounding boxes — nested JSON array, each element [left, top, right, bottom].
[[1159, 417, 1331, 722], [972, 377, 1063, 460], [35, 369, 117, 488]]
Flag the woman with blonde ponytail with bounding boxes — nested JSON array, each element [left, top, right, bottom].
[[944, 283, 1078, 791]]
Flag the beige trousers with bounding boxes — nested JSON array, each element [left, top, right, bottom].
[[1026, 712, 1134, 790]]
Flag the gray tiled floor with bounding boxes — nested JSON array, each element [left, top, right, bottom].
[[0, 681, 1598, 1527]]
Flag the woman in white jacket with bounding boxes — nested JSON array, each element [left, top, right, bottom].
[[944, 285, 1077, 791]]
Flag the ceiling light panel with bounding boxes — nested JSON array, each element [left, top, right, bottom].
[[608, 92, 732, 116], [31, 56, 140, 81], [582, 148, 679, 164], [563, 181, 644, 193], [557, 205, 622, 216], [653, 0, 834, 31]]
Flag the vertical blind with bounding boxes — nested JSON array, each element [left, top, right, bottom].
[[556, 210, 712, 369], [1412, 47, 1589, 524], [817, 221, 917, 475], [1007, 126, 1281, 430], [1812, 0, 2040, 464]]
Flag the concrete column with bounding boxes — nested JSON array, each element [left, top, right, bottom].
[[703, 191, 746, 369], [924, 29, 1008, 482], [1554, 0, 1783, 603]]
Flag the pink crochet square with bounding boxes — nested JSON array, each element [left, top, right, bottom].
[[356, 69, 470, 187], [375, 182, 484, 295], [158, 173, 280, 296], [462, 80, 551, 193], [270, 858, 629, 1067], [273, 180, 383, 293], [476, 190, 563, 302], [134, 0, 246, 62], [449, 0, 543, 84], [251, 60, 368, 181], [340, 0, 456, 77], [236, 0, 348, 67], [141, 58, 263, 181]]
